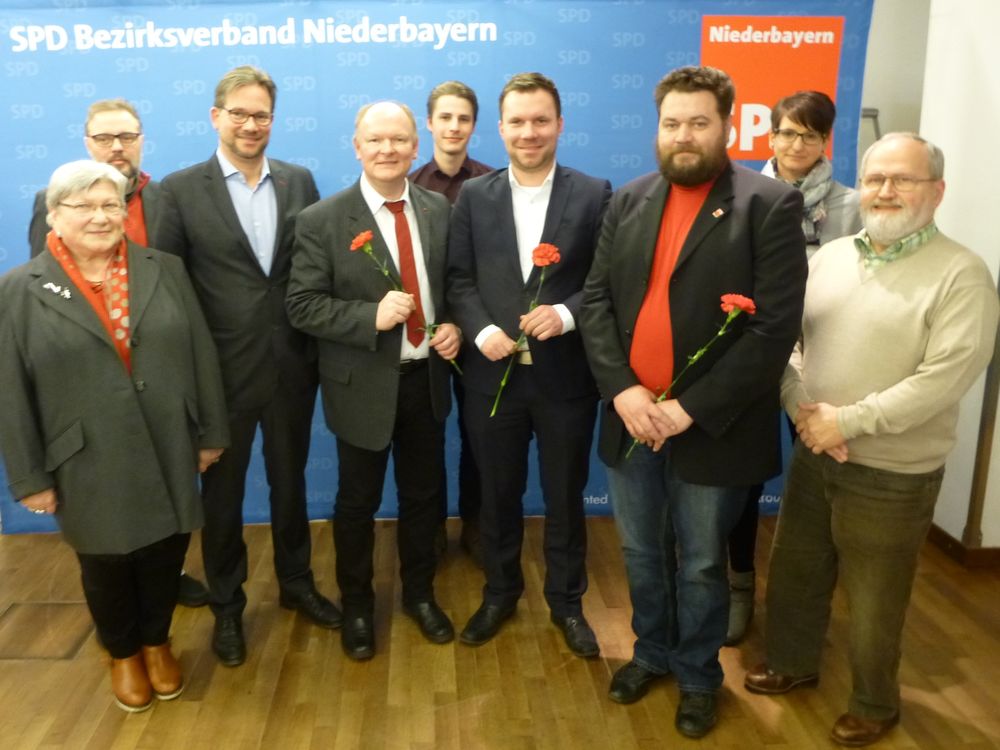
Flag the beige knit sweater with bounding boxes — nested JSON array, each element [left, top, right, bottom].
[[781, 231, 998, 473]]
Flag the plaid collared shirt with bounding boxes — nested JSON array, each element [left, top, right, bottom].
[[854, 221, 939, 270]]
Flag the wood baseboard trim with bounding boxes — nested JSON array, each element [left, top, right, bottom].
[[928, 524, 1000, 567]]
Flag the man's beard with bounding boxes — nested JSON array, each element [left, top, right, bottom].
[[108, 159, 137, 180], [658, 140, 728, 187], [862, 201, 928, 247]]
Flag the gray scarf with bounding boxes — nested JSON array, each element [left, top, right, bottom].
[[762, 155, 834, 245]]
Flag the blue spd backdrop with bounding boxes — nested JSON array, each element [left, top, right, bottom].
[[0, 0, 873, 533]]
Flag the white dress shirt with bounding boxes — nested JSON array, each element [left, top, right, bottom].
[[359, 174, 434, 361], [474, 163, 574, 351]]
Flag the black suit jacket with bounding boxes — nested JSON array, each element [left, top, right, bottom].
[[579, 163, 807, 484], [29, 179, 163, 258], [286, 180, 452, 452], [153, 155, 320, 412], [447, 165, 612, 400]]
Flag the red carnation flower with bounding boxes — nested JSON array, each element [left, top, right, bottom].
[[720, 293, 756, 316], [350, 230, 374, 251], [531, 243, 561, 267]]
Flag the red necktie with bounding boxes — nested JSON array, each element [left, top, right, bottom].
[[384, 200, 426, 347]]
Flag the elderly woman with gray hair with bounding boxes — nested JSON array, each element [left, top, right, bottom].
[[0, 160, 229, 712]]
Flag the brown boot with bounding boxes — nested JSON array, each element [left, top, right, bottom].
[[141, 643, 184, 700], [110, 654, 153, 712]]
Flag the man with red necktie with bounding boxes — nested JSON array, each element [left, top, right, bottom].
[[287, 100, 460, 660]]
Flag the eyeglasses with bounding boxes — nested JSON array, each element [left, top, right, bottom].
[[860, 174, 938, 192], [772, 129, 825, 147], [87, 132, 142, 147], [220, 107, 274, 126], [58, 201, 126, 217]]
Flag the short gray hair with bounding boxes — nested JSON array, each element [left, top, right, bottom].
[[860, 132, 945, 181], [45, 160, 127, 212], [354, 100, 418, 135]]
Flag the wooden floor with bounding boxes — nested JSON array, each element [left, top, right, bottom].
[[0, 516, 997, 750]]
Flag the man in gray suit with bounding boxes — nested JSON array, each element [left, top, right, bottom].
[[154, 66, 339, 667], [287, 101, 459, 660], [29, 99, 161, 259]]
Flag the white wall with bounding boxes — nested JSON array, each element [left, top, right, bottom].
[[920, 0, 1000, 545], [858, 0, 930, 157]]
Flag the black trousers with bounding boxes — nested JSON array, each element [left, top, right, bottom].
[[334, 363, 445, 613], [200, 382, 317, 617], [464, 364, 597, 618], [77, 533, 189, 658], [728, 483, 763, 573], [451, 367, 482, 523]]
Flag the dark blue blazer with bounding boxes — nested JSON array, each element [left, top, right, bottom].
[[447, 165, 611, 401]]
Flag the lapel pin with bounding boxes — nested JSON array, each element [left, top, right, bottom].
[[42, 282, 70, 298], [712, 208, 725, 219]]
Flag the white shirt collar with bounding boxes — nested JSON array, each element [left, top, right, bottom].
[[359, 173, 412, 215], [507, 162, 557, 191]]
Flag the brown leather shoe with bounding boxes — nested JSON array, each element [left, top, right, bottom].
[[830, 712, 899, 747], [110, 653, 153, 712], [744, 663, 819, 694], [141, 643, 184, 700]]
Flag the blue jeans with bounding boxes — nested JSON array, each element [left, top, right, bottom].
[[608, 443, 747, 693]]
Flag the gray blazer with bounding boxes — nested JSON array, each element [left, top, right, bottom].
[[154, 156, 320, 412], [28, 179, 163, 258], [0, 244, 229, 554], [286, 180, 452, 451]]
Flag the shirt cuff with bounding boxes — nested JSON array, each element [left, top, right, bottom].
[[475, 324, 502, 351], [554, 304, 575, 334]]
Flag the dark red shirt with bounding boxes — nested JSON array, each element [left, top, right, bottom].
[[410, 156, 493, 205]]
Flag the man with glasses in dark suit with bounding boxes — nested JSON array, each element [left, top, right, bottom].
[[155, 66, 339, 667]]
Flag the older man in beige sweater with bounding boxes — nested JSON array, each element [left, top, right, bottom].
[[744, 133, 998, 748]]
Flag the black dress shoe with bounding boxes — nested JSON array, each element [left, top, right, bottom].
[[279, 587, 343, 629], [608, 661, 664, 704], [675, 691, 718, 739], [212, 615, 246, 667], [341, 615, 375, 661], [459, 603, 515, 646], [551, 614, 599, 657], [177, 572, 209, 608], [403, 601, 454, 644]]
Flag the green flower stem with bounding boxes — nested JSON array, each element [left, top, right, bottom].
[[625, 308, 744, 459], [361, 243, 460, 372], [421, 321, 463, 375], [362, 245, 401, 291], [490, 267, 548, 418], [490, 333, 525, 417]]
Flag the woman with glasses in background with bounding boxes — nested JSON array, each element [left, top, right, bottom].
[[764, 90, 863, 255], [0, 160, 229, 712], [725, 91, 864, 646]]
